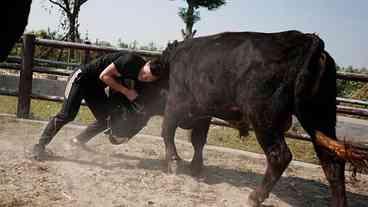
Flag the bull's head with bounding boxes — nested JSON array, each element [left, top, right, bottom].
[[107, 43, 178, 144], [107, 78, 169, 144]]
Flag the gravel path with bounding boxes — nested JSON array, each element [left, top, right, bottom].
[[0, 116, 367, 207]]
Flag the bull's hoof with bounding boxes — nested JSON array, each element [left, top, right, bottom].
[[167, 159, 181, 174], [32, 144, 46, 161], [247, 191, 262, 207], [247, 198, 260, 207], [190, 160, 203, 176]]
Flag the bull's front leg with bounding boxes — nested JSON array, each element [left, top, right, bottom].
[[162, 107, 181, 174], [248, 129, 292, 207]]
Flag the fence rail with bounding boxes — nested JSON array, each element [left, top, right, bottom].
[[337, 72, 368, 82], [35, 38, 161, 57], [337, 97, 368, 107], [0, 34, 367, 144], [7, 55, 80, 68]]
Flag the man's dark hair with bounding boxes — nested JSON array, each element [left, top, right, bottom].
[[149, 58, 163, 77]]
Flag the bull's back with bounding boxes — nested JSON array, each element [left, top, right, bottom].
[[172, 30, 313, 79], [170, 30, 314, 105]]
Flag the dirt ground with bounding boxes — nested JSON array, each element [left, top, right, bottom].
[[0, 116, 367, 207]]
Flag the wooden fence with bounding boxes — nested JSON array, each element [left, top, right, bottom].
[[0, 33, 368, 143]]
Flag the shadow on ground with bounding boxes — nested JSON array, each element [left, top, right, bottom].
[[42, 146, 368, 207]]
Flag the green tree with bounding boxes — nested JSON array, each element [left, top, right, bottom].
[[336, 66, 365, 98], [45, 0, 89, 42], [95, 40, 113, 47], [129, 40, 139, 50], [33, 28, 64, 40], [117, 38, 129, 48], [140, 42, 158, 51], [171, 0, 226, 40]]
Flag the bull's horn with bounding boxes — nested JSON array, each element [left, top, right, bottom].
[[319, 52, 327, 66]]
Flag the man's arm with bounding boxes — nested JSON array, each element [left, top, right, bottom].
[[99, 63, 138, 101]]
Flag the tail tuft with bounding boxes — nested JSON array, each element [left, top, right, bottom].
[[315, 131, 368, 174]]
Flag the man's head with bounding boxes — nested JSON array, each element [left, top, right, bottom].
[[138, 58, 163, 82]]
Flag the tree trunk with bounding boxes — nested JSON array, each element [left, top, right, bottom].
[[67, 14, 79, 61], [182, 4, 195, 40], [68, 16, 76, 42]]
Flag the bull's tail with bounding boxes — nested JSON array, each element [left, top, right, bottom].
[[294, 34, 368, 172]]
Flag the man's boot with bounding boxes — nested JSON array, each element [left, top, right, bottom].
[[33, 116, 67, 161], [70, 120, 107, 147]]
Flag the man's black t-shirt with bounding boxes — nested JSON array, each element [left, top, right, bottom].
[[81, 52, 145, 87]]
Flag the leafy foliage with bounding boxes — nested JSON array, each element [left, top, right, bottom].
[[8, 28, 160, 67], [336, 65, 367, 98], [171, 0, 226, 40], [43, 0, 89, 42]]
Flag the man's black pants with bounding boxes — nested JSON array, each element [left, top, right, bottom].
[[38, 69, 110, 146]]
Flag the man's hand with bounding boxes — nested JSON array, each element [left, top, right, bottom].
[[100, 63, 138, 101], [125, 89, 138, 102]]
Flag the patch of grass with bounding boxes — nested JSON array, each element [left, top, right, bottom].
[[207, 126, 319, 164], [285, 138, 318, 163], [0, 96, 17, 114], [0, 95, 319, 164], [0, 95, 94, 124]]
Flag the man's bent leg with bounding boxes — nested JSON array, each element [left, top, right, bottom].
[[72, 120, 108, 144], [72, 85, 110, 145]]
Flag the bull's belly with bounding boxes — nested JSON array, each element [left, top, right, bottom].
[[177, 107, 244, 129], [212, 105, 243, 120]]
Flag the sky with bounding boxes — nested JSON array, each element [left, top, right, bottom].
[[27, 0, 368, 69]]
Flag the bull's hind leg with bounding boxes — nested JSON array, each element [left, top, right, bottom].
[[313, 144, 347, 207], [248, 129, 292, 207], [189, 118, 211, 175]]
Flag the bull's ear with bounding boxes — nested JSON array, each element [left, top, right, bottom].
[[160, 89, 169, 97], [167, 40, 179, 49]]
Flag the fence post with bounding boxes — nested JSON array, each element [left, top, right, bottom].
[[17, 34, 35, 118], [83, 41, 91, 65]]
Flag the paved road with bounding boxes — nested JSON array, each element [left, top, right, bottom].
[[291, 115, 368, 147], [336, 116, 368, 147]]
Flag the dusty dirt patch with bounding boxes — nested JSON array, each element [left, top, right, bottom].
[[0, 116, 367, 207]]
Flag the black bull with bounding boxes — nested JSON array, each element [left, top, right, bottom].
[[113, 30, 368, 207], [161, 31, 347, 207], [1, 0, 32, 61]]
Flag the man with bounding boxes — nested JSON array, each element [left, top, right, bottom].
[[33, 52, 163, 160]]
